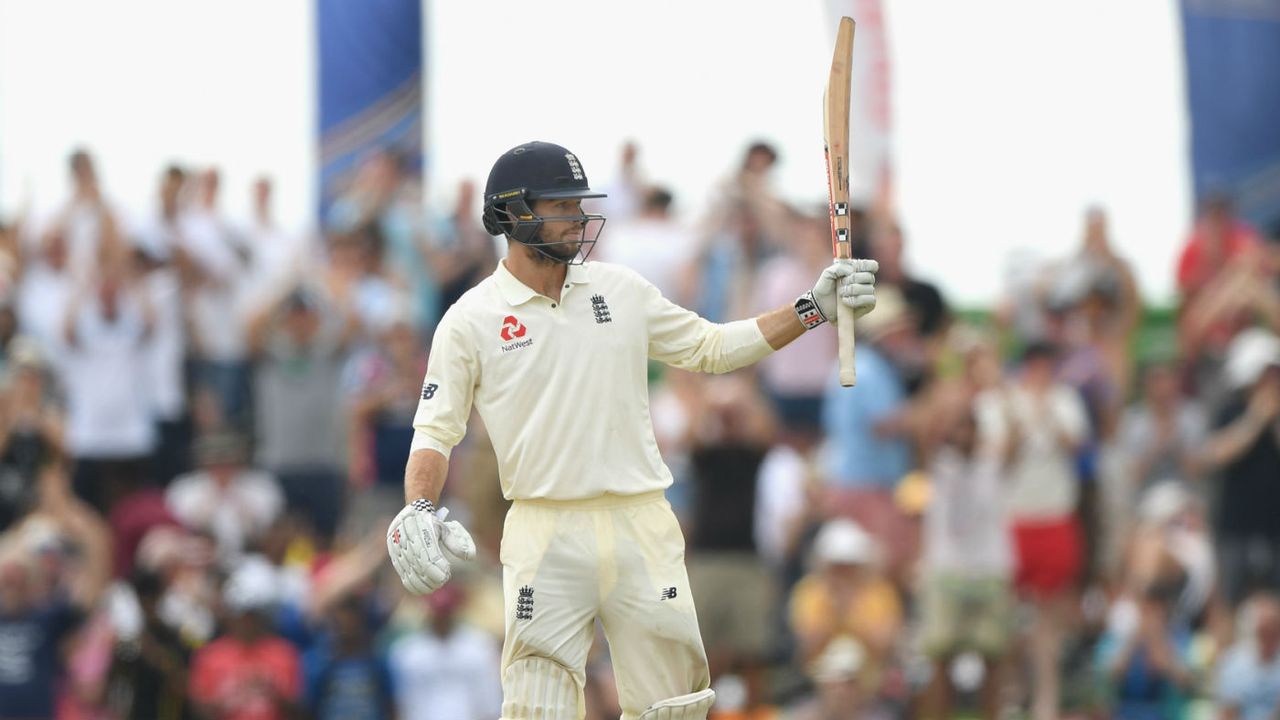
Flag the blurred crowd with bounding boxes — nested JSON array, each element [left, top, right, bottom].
[[0, 141, 1278, 720]]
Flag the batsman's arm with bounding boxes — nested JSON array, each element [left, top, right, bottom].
[[756, 303, 807, 351], [406, 306, 478, 503]]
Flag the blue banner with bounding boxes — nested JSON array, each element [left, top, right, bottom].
[[317, 0, 422, 219], [1180, 0, 1280, 233]]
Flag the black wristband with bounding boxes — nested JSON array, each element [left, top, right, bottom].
[[410, 498, 437, 514], [794, 291, 826, 330]]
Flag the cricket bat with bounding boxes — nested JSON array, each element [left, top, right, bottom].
[[824, 17, 857, 387]]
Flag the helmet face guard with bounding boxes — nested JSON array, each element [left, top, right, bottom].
[[483, 189, 606, 265], [482, 142, 609, 265]]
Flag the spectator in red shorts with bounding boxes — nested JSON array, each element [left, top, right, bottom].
[[189, 558, 302, 720], [1003, 341, 1089, 720]]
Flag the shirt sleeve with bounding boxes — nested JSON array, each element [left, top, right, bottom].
[[640, 271, 773, 374], [410, 306, 479, 458]]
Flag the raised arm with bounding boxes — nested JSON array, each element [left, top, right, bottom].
[[646, 260, 877, 374]]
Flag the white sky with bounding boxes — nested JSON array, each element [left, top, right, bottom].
[[0, 0, 1190, 306]]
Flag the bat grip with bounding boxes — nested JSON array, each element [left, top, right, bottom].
[[837, 299, 857, 387]]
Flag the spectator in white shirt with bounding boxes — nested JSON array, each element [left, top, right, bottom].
[[388, 581, 502, 720], [177, 168, 253, 430], [596, 186, 696, 304], [62, 251, 156, 515], [54, 149, 126, 283], [165, 431, 284, 569], [1004, 340, 1089, 720], [135, 166, 193, 484]]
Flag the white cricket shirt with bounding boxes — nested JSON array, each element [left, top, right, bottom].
[[412, 260, 773, 500]]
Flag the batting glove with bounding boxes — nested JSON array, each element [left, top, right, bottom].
[[802, 258, 878, 328], [387, 499, 477, 595]]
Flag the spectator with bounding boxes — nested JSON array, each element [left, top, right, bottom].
[[598, 185, 697, 304], [1003, 340, 1090, 720], [1200, 328, 1280, 606], [53, 149, 125, 283], [1050, 208, 1141, 393], [918, 391, 1017, 720], [872, 221, 949, 345], [323, 224, 409, 342], [1215, 592, 1280, 720], [788, 519, 902, 698], [178, 168, 254, 430], [685, 373, 777, 713], [62, 256, 156, 515], [105, 569, 192, 720], [327, 150, 434, 331], [754, 212, 838, 443], [304, 594, 395, 720], [15, 225, 74, 372], [431, 178, 498, 312], [0, 469, 111, 720], [820, 287, 915, 580], [242, 177, 303, 301], [0, 340, 63, 533], [348, 318, 427, 524], [1118, 362, 1208, 494], [247, 285, 357, 546], [1176, 194, 1264, 300], [388, 582, 502, 720], [128, 166, 193, 486], [188, 557, 303, 720], [165, 431, 284, 568], [1096, 584, 1195, 720], [1115, 482, 1220, 636], [789, 635, 882, 720]]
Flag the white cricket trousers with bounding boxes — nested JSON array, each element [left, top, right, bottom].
[[499, 490, 711, 720]]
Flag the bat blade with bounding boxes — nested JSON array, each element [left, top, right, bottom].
[[824, 16, 857, 387]]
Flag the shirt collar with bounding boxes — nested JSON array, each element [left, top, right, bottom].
[[494, 260, 592, 307]]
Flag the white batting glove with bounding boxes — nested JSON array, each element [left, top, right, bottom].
[[387, 499, 477, 595], [798, 259, 878, 329]]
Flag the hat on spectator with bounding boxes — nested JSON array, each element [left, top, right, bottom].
[[813, 518, 881, 567], [808, 634, 866, 683], [223, 554, 278, 613], [1224, 327, 1280, 390]]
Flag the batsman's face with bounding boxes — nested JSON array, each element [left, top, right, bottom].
[[531, 198, 587, 259]]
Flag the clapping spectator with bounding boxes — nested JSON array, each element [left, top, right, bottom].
[[1200, 328, 1280, 606], [918, 390, 1017, 720], [388, 582, 502, 720], [304, 594, 395, 720], [0, 340, 63, 533], [788, 519, 902, 700], [62, 253, 156, 515], [188, 557, 303, 720], [247, 284, 358, 547], [165, 432, 284, 568], [105, 568, 192, 720], [1003, 340, 1090, 720], [1214, 592, 1280, 720], [0, 466, 111, 720]]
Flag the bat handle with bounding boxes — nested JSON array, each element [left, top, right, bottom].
[[837, 298, 857, 387]]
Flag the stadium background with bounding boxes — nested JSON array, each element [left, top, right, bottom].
[[0, 1, 1278, 719]]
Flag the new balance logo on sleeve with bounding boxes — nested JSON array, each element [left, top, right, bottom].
[[660, 587, 678, 600]]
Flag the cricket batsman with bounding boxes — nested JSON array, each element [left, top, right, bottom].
[[386, 141, 878, 719]]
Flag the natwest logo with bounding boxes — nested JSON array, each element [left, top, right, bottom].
[[500, 315, 527, 342]]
